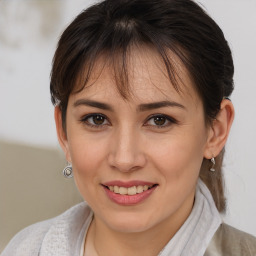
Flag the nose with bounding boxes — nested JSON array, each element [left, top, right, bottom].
[[108, 126, 146, 172]]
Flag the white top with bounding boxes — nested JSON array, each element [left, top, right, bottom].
[[1, 179, 221, 256]]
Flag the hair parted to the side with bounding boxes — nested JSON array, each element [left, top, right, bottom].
[[50, 0, 234, 212]]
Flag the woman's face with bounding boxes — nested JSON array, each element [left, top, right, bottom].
[[57, 47, 213, 233]]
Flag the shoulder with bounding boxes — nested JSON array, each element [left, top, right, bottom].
[[205, 223, 256, 256], [1, 202, 91, 256], [0, 217, 55, 256]]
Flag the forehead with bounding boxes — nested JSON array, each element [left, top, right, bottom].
[[72, 46, 201, 106]]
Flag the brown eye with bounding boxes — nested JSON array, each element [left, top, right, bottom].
[[145, 114, 177, 128], [92, 115, 105, 125], [153, 116, 167, 126], [81, 114, 109, 127]]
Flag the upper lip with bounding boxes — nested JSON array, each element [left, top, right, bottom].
[[102, 180, 156, 188]]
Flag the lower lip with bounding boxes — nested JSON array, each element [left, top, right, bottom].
[[103, 186, 157, 206]]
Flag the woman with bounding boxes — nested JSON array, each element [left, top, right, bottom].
[[2, 0, 256, 255]]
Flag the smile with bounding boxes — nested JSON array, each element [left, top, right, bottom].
[[102, 181, 158, 205], [105, 185, 155, 195]]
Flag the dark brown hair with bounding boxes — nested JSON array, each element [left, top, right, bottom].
[[50, 0, 234, 212]]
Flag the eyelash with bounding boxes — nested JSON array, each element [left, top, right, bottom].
[[80, 113, 110, 129], [145, 114, 177, 128], [80, 113, 177, 129]]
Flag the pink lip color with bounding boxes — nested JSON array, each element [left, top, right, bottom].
[[103, 185, 157, 206]]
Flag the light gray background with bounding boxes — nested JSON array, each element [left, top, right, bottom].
[[0, 0, 255, 248]]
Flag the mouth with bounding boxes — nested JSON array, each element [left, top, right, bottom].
[[101, 181, 159, 205], [102, 184, 158, 195]]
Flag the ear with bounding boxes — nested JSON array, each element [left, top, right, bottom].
[[54, 106, 71, 163], [204, 99, 235, 159]]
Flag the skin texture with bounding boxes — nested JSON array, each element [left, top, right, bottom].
[[55, 47, 234, 256]]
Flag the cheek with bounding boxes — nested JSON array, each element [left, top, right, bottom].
[[67, 132, 109, 187], [149, 129, 207, 180], [67, 136, 109, 204]]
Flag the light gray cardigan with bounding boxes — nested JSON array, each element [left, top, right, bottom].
[[1, 203, 92, 256], [2, 181, 256, 256]]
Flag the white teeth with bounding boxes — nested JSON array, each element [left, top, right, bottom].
[[128, 186, 137, 195], [119, 187, 128, 195], [137, 185, 144, 193], [107, 185, 154, 195], [114, 186, 119, 193], [143, 185, 149, 191]]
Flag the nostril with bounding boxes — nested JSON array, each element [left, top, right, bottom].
[[108, 151, 147, 173]]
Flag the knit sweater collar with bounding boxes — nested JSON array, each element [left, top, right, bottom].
[[159, 179, 221, 256]]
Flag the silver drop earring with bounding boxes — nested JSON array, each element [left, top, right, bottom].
[[210, 157, 215, 172], [62, 164, 73, 178]]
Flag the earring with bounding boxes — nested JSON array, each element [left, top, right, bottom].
[[62, 164, 73, 178], [210, 157, 215, 172]]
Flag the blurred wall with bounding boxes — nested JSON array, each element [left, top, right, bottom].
[[0, 140, 83, 252], [0, 0, 256, 252], [197, 0, 256, 237]]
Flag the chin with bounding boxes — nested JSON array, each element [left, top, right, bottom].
[[102, 211, 155, 233]]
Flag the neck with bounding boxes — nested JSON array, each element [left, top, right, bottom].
[[84, 192, 195, 256]]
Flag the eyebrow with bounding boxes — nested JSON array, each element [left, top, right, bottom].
[[73, 99, 114, 111], [138, 101, 186, 111], [73, 99, 185, 112]]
